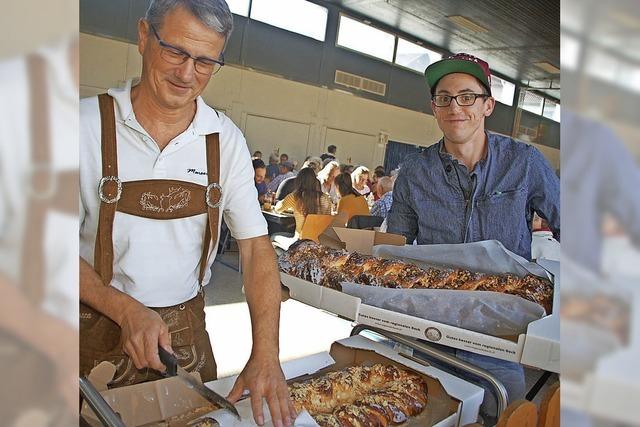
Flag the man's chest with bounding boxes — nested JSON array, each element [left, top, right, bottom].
[[113, 135, 210, 186]]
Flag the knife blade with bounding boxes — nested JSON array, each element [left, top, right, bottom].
[[158, 346, 241, 420]]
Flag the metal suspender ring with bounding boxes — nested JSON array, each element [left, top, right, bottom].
[[205, 182, 222, 208], [98, 176, 122, 204]]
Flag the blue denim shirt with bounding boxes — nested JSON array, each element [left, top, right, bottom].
[[387, 132, 560, 260]]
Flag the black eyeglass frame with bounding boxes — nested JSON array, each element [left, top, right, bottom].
[[432, 93, 490, 107], [149, 23, 225, 75]]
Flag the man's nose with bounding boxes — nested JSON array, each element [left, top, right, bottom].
[[175, 58, 196, 81]]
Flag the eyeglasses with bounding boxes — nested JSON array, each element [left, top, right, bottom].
[[432, 93, 489, 107], [150, 23, 224, 75]]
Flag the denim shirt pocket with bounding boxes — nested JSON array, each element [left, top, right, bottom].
[[476, 187, 528, 247]]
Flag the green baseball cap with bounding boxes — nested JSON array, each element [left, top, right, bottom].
[[425, 53, 492, 96]]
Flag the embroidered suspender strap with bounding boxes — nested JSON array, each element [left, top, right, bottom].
[[198, 133, 222, 285], [94, 93, 120, 285]]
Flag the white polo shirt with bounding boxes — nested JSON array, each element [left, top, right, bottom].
[[80, 79, 267, 307]]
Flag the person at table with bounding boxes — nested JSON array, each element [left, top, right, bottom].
[[267, 160, 296, 193], [317, 160, 340, 204], [275, 157, 321, 201], [335, 172, 369, 223], [351, 166, 371, 196], [253, 158, 268, 203], [265, 152, 279, 182], [274, 168, 332, 238]]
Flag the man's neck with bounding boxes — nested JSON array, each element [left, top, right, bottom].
[[130, 82, 196, 150], [443, 133, 488, 171]]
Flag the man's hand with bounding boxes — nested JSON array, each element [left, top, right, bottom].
[[227, 353, 295, 427], [80, 257, 172, 373], [118, 302, 172, 372]]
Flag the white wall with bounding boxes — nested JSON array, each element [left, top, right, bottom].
[[80, 33, 559, 170]]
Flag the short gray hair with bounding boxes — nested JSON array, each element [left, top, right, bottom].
[[145, 0, 234, 42]]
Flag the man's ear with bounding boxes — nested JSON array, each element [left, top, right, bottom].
[[138, 19, 149, 56], [484, 96, 496, 117]]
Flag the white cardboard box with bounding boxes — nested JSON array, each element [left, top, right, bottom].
[[281, 258, 560, 372]]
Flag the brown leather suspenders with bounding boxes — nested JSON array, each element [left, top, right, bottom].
[[94, 93, 222, 287], [20, 54, 78, 303]]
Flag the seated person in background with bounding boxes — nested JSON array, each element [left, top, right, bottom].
[[317, 160, 341, 204], [265, 152, 279, 182], [274, 168, 332, 238], [267, 160, 296, 193], [352, 166, 371, 196], [531, 213, 560, 261], [252, 158, 268, 203], [276, 157, 321, 201], [252, 150, 262, 159], [370, 176, 394, 218], [279, 153, 289, 167], [335, 172, 370, 222], [370, 169, 385, 200]]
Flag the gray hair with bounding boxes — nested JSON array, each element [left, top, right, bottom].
[[377, 176, 393, 193], [145, 0, 234, 42]]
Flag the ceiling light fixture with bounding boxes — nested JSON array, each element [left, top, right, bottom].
[[446, 15, 489, 33], [534, 62, 561, 74]]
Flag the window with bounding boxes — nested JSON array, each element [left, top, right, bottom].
[[490, 75, 516, 106], [226, 0, 250, 17], [395, 38, 441, 73], [543, 99, 561, 122], [250, 0, 328, 41], [337, 15, 395, 62], [619, 62, 640, 93], [520, 91, 544, 115], [561, 33, 581, 71], [585, 48, 618, 83]]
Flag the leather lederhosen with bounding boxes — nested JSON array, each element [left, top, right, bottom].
[[79, 93, 222, 386]]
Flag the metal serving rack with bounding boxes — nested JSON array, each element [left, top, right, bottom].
[[79, 376, 126, 427], [349, 324, 509, 420]]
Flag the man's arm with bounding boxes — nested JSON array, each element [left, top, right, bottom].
[[80, 257, 171, 372], [528, 149, 561, 240], [227, 235, 293, 427], [386, 171, 418, 242]]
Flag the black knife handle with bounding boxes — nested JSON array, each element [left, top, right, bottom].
[[158, 346, 178, 377]]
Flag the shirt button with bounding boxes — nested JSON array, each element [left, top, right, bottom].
[[445, 165, 453, 173]]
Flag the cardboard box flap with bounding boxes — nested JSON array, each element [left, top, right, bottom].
[[87, 361, 117, 392], [332, 228, 406, 255]]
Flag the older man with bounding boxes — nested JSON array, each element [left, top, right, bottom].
[[370, 176, 394, 218], [79, 1, 293, 425], [267, 161, 296, 193], [387, 53, 560, 421]]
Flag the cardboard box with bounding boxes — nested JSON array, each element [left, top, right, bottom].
[[281, 257, 560, 372], [202, 335, 483, 427], [322, 335, 483, 426], [81, 335, 482, 427], [81, 362, 219, 426]]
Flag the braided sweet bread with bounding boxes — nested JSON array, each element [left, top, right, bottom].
[[289, 364, 429, 426], [278, 240, 554, 313]]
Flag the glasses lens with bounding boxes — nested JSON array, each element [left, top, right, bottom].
[[160, 46, 187, 65], [434, 96, 451, 107], [458, 94, 476, 105]]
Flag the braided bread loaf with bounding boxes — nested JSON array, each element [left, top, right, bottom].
[[278, 240, 553, 313], [289, 364, 429, 426]]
